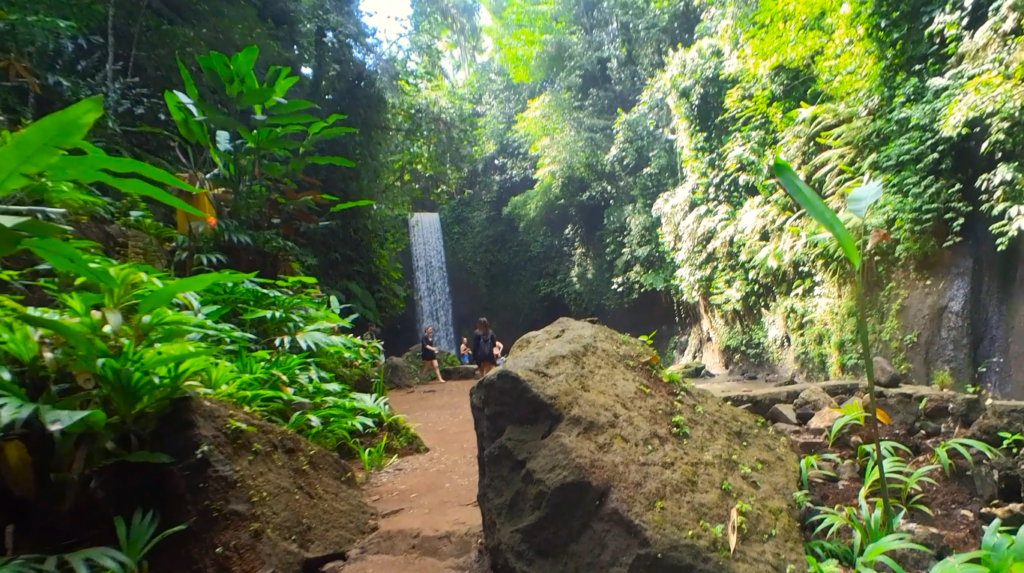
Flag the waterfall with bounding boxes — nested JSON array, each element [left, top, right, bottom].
[[408, 213, 456, 353]]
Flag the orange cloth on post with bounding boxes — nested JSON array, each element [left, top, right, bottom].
[[175, 191, 217, 234]]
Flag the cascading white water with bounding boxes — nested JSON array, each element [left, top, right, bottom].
[[408, 213, 456, 353]]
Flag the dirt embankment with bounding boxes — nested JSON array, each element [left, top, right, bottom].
[[132, 399, 375, 573]]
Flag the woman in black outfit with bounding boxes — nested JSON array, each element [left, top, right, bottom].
[[472, 318, 502, 377], [419, 325, 446, 383]]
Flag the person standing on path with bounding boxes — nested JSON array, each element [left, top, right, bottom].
[[420, 326, 446, 383], [459, 337, 472, 364], [473, 318, 500, 377]]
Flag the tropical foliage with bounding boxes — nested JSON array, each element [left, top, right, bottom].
[[0, 69, 403, 567], [420, 0, 1024, 385]]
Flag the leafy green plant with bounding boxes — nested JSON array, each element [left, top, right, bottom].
[[800, 454, 839, 490], [352, 434, 396, 472], [931, 369, 955, 391], [927, 518, 1024, 573], [826, 407, 866, 448], [806, 554, 843, 573], [810, 496, 919, 569], [113, 509, 188, 572], [931, 437, 1000, 477], [774, 158, 895, 524], [671, 415, 690, 437], [0, 508, 183, 573], [1000, 432, 1024, 455], [0, 259, 251, 504], [164, 46, 374, 278], [0, 96, 206, 255]]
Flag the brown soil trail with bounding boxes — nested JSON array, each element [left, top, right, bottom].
[[335, 379, 487, 573]]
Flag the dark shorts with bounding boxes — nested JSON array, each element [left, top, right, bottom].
[[476, 358, 495, 367], [422, 352, 436, 361]]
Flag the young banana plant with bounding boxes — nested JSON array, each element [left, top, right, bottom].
[[772, 156, 894, 526]]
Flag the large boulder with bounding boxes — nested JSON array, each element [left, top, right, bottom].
[[470, 318, 804, 573], [383, 356, 415, 389]]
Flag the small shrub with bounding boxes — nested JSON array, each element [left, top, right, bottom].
[[931, 369, 955, 391]]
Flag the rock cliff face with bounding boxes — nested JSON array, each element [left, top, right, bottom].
[[470, 318, 804, 573]]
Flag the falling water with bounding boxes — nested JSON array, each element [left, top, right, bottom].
[[408, 213, 456, 353]]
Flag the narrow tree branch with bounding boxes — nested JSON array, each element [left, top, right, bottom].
[[126, 0, 150, 79], [106, 0, 116, 102]]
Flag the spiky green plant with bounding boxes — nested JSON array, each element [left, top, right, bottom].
[[931, 437, 1001, 477], [774, 157, 894, 525]]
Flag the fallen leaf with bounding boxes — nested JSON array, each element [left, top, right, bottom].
[[728, 506, 738, 556]]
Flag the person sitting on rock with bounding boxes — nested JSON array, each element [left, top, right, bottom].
[[459, 337, 472, 364], [420, 326, 446, 384]]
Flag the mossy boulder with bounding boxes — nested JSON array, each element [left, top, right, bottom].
[[667, 360, 708, 379], [470, 318, 804, 573], [383, 356, 415, 389]]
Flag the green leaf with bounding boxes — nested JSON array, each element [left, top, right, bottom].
[[0, 224, 24, 257], [268, 99, 316, 115], [138, 272, 255, 315], [305, 126, 358, 147], [267, 113, 320, 125], [307, 156, 356, 168], [163, 91, 209, 146], [0, 215, 68, 238], [200, 51, 236, 93], [238, 86, 276, 108], [40, 407, 106, 433], [231, 45, 259, 78], [848, 180, 883, 220], [23, 237, 115, 287], [45, 154, 206, 216], [0, 96, 103, 194], [92, 173, 203, 216], [773, 156, 861, 269], [329, 200, 375, 212], [308, 114, 348, 136], [176, 57, 199, 102], [273, 74, 300, 99], [17, 313, 97, 355]]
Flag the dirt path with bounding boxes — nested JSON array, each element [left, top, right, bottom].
[[336, 379, 486, 573]]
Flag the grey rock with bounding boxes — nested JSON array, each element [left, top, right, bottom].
[[896, 522, 948, 570], [790, 434, 825, 455], [972, 464, 999, 503], [806, 408, 842, 431], [918, 420, 942, 438], [873, 356, 901, 388], [768, 404, 799, 426], [794, 387, 838, 413], [981, 503, 1024, 528], [772, 423, 801, 435], [837, 460, 859, 481], [383, 356, 415, 389], [795, 408, 816, 424]]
